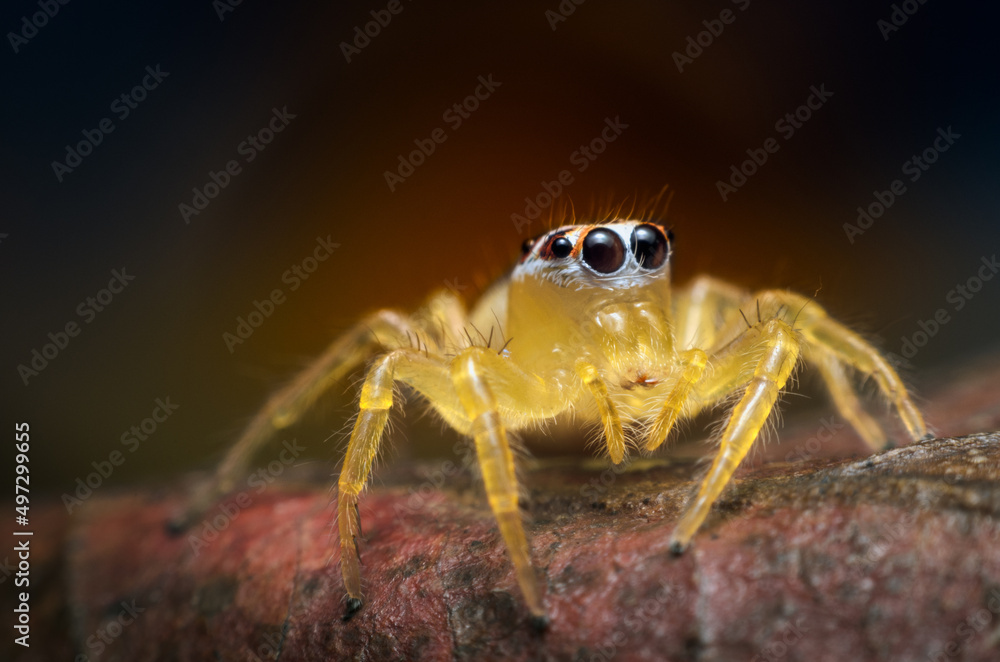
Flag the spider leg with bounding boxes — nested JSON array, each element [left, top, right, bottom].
[[679, 282, 927, 444], [811, 351, 888, 450], [673, 276, 748, 349], [792, 310, 928, 442], [664, 280, 927, 552], [454, 356, 538, 615], [338, 348, 456, 617], [340, 346, 566, 620], [757, 290, 928, 442], [412, 289, 470, 347], [450, 347, 575, 621], [169, 309, 418, 532], [670, 318, 801, 551], [576, 360, 627, 463], [646, 348, 708, 451]]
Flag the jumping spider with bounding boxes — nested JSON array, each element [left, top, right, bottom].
[[173, 219, 929, 624]]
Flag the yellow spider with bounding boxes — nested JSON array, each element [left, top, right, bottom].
[[175, 218, 928, 625]]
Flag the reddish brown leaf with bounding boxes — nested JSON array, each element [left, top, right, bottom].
[[11, 350, 1000, 661]]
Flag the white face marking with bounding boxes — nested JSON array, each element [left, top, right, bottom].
[[513, 221, 672, 289]]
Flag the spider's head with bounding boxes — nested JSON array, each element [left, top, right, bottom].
[[513, 220, 673, 291], [507, 221, 675, 363]]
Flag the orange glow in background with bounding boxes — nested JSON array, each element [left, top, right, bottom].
[[3, 1, 997, 490]]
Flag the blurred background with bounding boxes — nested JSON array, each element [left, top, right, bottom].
[[2, 0, 998, 493]]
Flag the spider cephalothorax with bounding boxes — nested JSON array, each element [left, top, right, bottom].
[[175, 219, 929, 624]]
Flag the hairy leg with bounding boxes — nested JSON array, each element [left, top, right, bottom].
[[340, 345, 569, 620], [450, 347, 577, 622], [171, 291, 468, 532], [338, 349, 455, 618], [758, 290, 928, 442], [646, 348, 708, 451], [810, 350, 888, 450], [451, 347, 567, 621], [673, 276, 748, 350], [576, 360, 627, 463], [453, 350, 539, 618], [665, 281, 926, 551], [682, 284, 927, 443], [169, 309, 416, 531], [670, 318, 801, 551]]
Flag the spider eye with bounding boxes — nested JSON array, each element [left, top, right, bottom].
[[630, 224, 669, 270], [550, 236, 573, 258], [521, 238, 535, 255], [582, 228, 625, 274]]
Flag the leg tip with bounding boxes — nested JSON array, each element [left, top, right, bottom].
[[343, 597, 363, 622], [669, 540, 686, 557], [922, 433, 935, 441], [529, 613, 550, 632]]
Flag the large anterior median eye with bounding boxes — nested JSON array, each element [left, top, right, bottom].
[[582, 228, 626, 273], [630, 223, 668, 269]]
